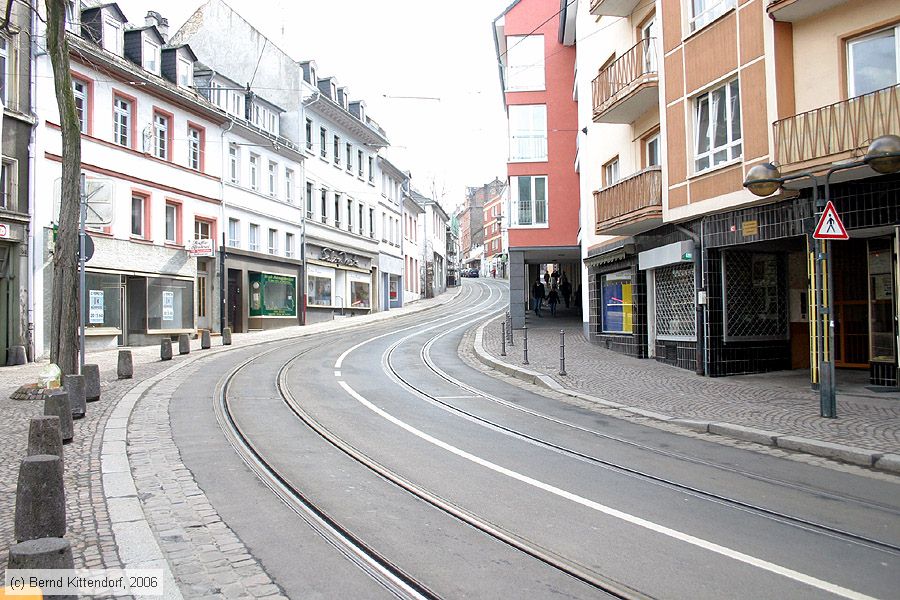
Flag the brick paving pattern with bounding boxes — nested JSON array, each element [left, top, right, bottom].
[[480, 313, 900, 456]]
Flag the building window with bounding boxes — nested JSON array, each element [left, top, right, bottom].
[[505, 34, 544, 91], [512, 175, 547, 226], [723, 252, 787, 342], [359, 205, 364, 236], [142, 38, 160, 73], [102, 19, 122, 54], [249, 153, 259, 190], [368, 156, 374, 182], [847, 25, 899, 97], [305, 118, 313, 150], [321, 189, 328, 223], [308, 273, 333, 307], [164, 202, 180, 244], [113, 96, 132, 148], [346, 142, 353, 172], [177, 57, 193, 88], [285, 169, 294, 203], [268, 161, 277, 197], [188, 126, 202, 171], [0, 159, 16, 210], [334, 194, 341, 228], [131, 194, 146, 237], [603, 157, 620, 187], [645, 133, 660, 168], [0, 35, 10, 107], [268, 228, 278, 255], [508, 104, 547, 162], [382, 213, 387, 242], [320, 127, 327, 158], [654, 264, 696, 340], [72, 78, 90, 134], [350, 278, 370, 308], [228, 218, 240, 247], [153, 111, 170, 160], [690, 0, 735, 33], [248, 223, 260, 251], [358, 150, 364, 177], [600, 270, 633, 334], [306, 182, 314, 219], [369, 208, 375, 238], [346, 198, 353, 232], [194, 219, 211, 240], [694, 78, 741, 173], [334, 135, 341, 165], [229, 143, 239, 183], [285, 232, 294, 258]]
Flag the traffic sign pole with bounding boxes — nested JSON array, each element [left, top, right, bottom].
[[79, 174, 86, 375]]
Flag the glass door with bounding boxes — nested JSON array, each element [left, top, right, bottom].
[[868, 236, 896, 364]]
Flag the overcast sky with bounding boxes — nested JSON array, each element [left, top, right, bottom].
[[121, 0, 512, 209]]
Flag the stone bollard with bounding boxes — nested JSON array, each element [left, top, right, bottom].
[[7, 344, 27, 366], [222, 327, 232, 346], [160, 338, 173, 361], [62, 374, 86, 420], [8, 537, 77, 599], [201, 329, 211, 349], [14, 455, 66, 542], [83, 364, 101, 402], [27, 416, 63, 459], [178, 334, 190, 355], [43, 390, 73, 444], [117, 350, 133, 379]]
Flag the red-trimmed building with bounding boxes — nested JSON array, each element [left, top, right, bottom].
[[493, 0, 580, 325]]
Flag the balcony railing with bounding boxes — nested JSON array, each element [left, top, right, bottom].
[[592, 38, 658, 123], [594, 166, 662, 236], [774, 84, 900, 171]]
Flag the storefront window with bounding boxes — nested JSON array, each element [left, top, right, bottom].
[[601, 270, 633, 334], [655, 264, 696, 339], [308, 276, 332, 307], [868, 238, 896, 363], [349, 278, 370, 309], [147, 277, 194, 330], [84, 273, 121, 330], [249, 272, 296, 317], [723, 252, 787, 341]]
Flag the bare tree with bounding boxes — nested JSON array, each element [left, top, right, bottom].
[[44, 0, 81, 375]]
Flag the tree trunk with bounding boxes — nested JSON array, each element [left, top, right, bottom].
[[46, 0, 81, 375]]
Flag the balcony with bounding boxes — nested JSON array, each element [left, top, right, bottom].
[[766, 0, 848, 22], [590, 0, 641, 17], [774, 84, 900, 173], [592, 38, 658, 124], [594, 166, 662, 236]]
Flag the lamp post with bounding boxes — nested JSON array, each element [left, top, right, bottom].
[[743, 134, 900, 418]]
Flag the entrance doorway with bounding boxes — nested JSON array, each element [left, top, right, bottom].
[[833, 239, 869, 368], [227, 269, 243, 333]]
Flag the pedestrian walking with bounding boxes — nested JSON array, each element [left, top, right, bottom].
[[547, 285, 560, 317], [551, 269, 560, 287], [543, 270, 551, 286], [531, 280, 546, 317], [560, 276, 572, 309]]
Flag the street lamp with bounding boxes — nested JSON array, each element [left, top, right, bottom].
[[743, 134, 900, 418]]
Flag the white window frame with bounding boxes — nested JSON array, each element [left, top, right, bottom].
[[0, 159, 17, 211], [508, 104, 548, 162], [131, 195, 145, 237], [285, 168, 294, 203], [177, 57, 193, 88], [228, 218, 240, 248], [689, 0, 735, 33], [693, 78, 742, 174], [511, 175, 548, 227], [102, 19, 122, 55], [645, 133, 661, 168], [229, 143, 239, 184], [153, 112, 169, 160], [285, 232, 295, 258], [604, 158, 620, 186], [249, 153, 260, 191], [164, 203, 177, 243], [188, 126, 201, 171], [113, 96, 131, 147], [248, 223, 260, 252], [847, 25, 900, 98], [268, 228, 278, 255], [268, 160, 277, 197], [72, 79, 88, 134], [505, 35, 544, 92], [142, 38, 160, 73], [0, 35, 10, 106]]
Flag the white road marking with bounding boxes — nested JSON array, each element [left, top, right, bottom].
[[338, 380, 878, 600], [334, 371, 341, 377], [433, 395, 482, 399]]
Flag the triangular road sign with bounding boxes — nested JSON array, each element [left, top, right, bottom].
[[813, 201, 849, 240]]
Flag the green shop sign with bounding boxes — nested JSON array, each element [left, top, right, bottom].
[[249, 272, 297, 317]]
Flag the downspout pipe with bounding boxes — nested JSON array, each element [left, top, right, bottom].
[[219, 119, 235, 334], [26, 7, 43, 362], [675, 224, 705, 376]]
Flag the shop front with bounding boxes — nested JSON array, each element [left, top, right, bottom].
[[306, 244, 374, 324], [585, 238, 646, 359], [224, 249, 301, 333], [0, 218, 27, 364]]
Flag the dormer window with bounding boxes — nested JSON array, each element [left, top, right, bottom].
[[310, 67, 317, 85], [177, 57, 193, 88], [65, 1, 79, 34], [143, 39, 160, 74], [330, 82, 336, 99], [102, 20, 122, 54]]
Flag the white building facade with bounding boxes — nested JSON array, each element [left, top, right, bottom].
[[402, 191, 425, 305], [377, 156, 406, 310]]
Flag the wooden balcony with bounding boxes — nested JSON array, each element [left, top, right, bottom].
[[590, 0, 641, 17], [594, 167, 662, 236], [592, 38, 658, 124], [774, 84, 900, 173]]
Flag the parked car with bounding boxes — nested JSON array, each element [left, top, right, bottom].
[[467, 268, 480, 278]]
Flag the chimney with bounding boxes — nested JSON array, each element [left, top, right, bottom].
[[145, 11, 169, 42]]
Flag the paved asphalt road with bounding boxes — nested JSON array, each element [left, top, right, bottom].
[[168, 279, 900, 599]]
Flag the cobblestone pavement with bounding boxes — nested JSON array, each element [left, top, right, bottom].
[[478, 311, 900, 458], [0, 290, 456, 596]]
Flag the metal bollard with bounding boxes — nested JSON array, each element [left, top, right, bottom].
[[523, 325, 529, 365], [559, 330, 567, 376], [501, 322, 507, 357], [507, 311, 514, 346]]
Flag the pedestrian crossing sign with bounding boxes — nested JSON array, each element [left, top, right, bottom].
[[813, 201, 849, 240]]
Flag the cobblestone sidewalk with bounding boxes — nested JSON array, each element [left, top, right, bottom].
[[476, 313, 900, 472]]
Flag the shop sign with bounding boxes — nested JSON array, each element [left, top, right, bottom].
[[249, 272, 297, 317], [320, 247, 360, 267], [186, 238, 216, 257], [0, 223, 10, 239], [741, 220, 759, 237], [162, 291, 175, 321], [89, 290, 104, 324]]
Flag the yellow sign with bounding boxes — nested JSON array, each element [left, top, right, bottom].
[[741, 220, 759, 237]]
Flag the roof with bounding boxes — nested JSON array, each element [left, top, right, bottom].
[[81, 3, 127, 24]]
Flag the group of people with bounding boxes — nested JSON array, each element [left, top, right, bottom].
[[530, 270, 574, 317]]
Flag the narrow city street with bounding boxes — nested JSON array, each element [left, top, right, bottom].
[[158, 279, 899, 599]]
